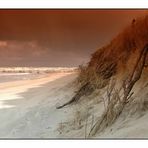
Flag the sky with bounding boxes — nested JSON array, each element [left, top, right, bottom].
[[0, 10, 147, 67]]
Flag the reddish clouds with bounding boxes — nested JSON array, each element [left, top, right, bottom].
[[0, 10, 146, 67]]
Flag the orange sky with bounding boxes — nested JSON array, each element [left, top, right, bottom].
[[0, 10, 147, 67]]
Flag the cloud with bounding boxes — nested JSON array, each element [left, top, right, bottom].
[[0, 10, 147, 66], [0, 40, 88, 66], [0, 41, 7, 47], [0, 40, 48, 57]]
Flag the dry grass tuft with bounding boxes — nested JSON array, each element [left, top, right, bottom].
[[88, 43, 148, 137]]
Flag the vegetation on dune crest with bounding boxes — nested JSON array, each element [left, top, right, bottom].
[[89, 43, 148, 136], [57, 15, 148, 136]]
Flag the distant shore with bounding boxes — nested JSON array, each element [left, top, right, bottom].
[[0, 67, 78, 73], [0, 67, 78, 83]]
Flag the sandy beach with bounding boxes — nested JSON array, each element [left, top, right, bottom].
[[0, 72, 77, 138], [0, 70, 148, 139]]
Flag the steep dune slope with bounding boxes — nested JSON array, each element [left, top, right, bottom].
[[57, 15, 148, 138]]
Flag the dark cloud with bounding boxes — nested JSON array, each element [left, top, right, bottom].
[[0, 10, 147, 67]]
